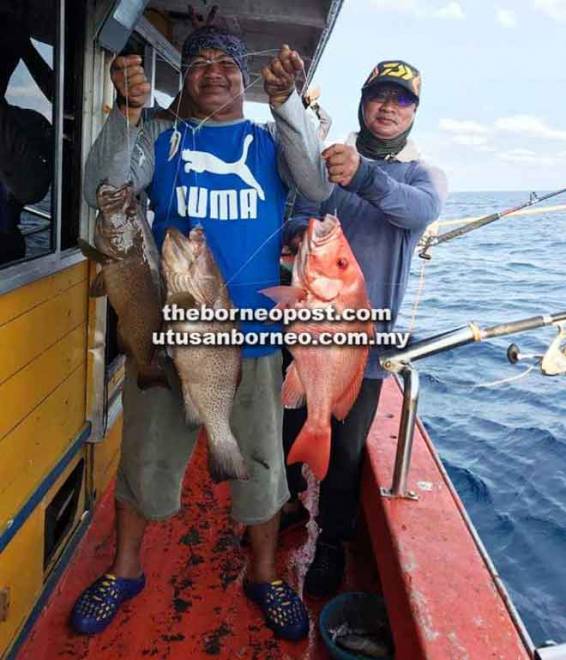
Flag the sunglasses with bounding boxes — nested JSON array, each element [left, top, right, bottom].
[[366, 87, 417, 108]]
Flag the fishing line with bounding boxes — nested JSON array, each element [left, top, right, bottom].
[[162, 73, 263, 225], [222, 221, 287, 289], [408, 257, 428, 335], [472, 365, 536, 389], [158, 49, 310, 288]]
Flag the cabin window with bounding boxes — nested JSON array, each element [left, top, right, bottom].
[[0, 5, 55, 267], [153, 57, 180, 109], [0, 0, 86, 288]]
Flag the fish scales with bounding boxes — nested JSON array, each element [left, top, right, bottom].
[[161, 226, 248, 483], [262, 214, 372, 480], [79, 182, 166, 389]]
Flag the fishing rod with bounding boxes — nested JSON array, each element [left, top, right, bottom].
[[418, 186, 566, 260], [380, 310, 566, 374], [378, 310, 566, 505]]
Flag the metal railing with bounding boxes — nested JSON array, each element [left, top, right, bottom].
[[379, 311, 566, 499]]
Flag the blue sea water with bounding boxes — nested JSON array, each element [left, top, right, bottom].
[[397, 191, 566, 648]]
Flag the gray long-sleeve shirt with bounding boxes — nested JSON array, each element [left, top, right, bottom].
[[84, 91, 332, 209]]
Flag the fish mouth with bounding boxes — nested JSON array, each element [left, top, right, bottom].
[[307, 214, 340, 248], [162, 227, 222, 306], [97, 182, 136, 222], [162, 228, 196, 266], [294, 215, 343, 301]]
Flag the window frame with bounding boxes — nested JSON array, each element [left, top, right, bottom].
[[0, 0, 85, 296], [134, 16, 181, 109]]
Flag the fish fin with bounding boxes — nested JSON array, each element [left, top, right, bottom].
[[207, 434, 249, 483], [331, 370, 365, 421], [89, 271, 107, 297], [287, 420, 332, 481], [260, 285, 305, 307], [282, 362, 306, 408], [78, 238, 109, 264], [181, 388, 201, 425], [167, 292, 198, 310]]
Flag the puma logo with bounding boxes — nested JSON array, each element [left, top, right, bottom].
[[181, 134, 265, 201]]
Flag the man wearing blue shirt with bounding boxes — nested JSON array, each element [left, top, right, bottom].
[[283, 60, 448, 598], [72, 26, 331, 640]]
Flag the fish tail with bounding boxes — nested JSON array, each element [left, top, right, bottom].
[[207, 435, 249, 483], [287, 420, 332, 481]]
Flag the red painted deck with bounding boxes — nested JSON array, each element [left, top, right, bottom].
[[17, 377, 532, 659], [18, 442, 380, 659]]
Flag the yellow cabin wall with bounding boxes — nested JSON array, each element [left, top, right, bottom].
[[0, 264, 88, 513], [0, 506, 43, 653], [0, 260, 127, 657], [0, 450, 88, 653]]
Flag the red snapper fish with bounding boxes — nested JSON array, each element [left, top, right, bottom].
[[262, 214, 373, 480]]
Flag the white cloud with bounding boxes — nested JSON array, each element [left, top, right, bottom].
[[498, 148, 557, 166], [495, 115, 566, 141], [496, 7, 518, 27], [452, 134, 489, 146], [533, 0, 566, 21], [434, 2, 465, 19], [439, 118, 490, 134]]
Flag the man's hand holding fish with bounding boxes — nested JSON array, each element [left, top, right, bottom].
[[74, 11, 332, 642]]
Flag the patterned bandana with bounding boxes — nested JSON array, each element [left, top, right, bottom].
[[181, 26, 250, 85]]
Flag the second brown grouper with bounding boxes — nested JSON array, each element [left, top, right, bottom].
[[160, 226, 248, 483]]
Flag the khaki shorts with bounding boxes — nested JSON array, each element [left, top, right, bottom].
[[115, 351, 290, 524]]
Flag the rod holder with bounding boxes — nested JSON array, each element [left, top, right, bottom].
[[381, 365, 420, 501]]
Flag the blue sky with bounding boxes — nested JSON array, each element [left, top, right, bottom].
[[246, 0, 566, 192]]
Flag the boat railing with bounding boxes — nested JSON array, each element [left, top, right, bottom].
[[379, 311, 566, 499]]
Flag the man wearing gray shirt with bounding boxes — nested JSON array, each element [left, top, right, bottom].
[[72, 26, 331, 641]]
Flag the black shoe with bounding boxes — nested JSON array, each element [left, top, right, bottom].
[[304, 539, 345, 599], [241, 501, 309, 547]]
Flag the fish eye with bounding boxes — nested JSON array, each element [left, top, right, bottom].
[[337, 257, 348, 269]]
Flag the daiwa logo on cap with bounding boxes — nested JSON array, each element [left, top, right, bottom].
[[363, 60, 421, 98]]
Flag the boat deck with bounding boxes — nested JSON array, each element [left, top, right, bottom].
[[17, 438, 380, 659], [15, 378, 532, 659]]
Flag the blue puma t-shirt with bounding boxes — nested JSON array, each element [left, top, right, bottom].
[[149, 120, 288, 357]]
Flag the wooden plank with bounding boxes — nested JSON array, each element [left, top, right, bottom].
[[0, 262, 87, 328], [0, 282, 87, 386], [0, 324, 86, 442], [0, 366, 86, 529], [0, 508, 43, 655]]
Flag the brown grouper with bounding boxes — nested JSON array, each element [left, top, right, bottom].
[[161, 227, 248, 483], [79, 182, 166, 389]]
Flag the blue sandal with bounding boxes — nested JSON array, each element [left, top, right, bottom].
[[71, 573, 146, 634], [244, 579, 309, 641]]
